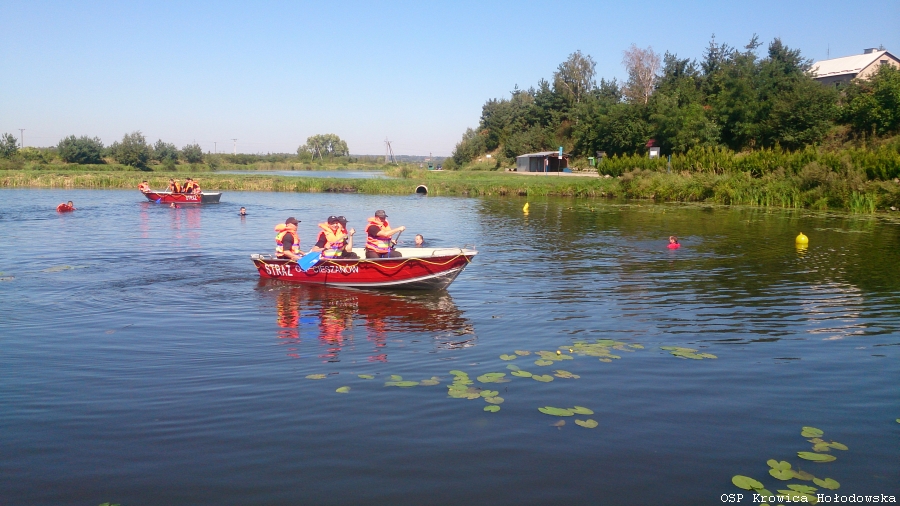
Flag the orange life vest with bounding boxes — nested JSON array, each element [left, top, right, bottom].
[[168, 181, 182, 193], [184, 181, 200, 194], [317, 223, 347, 258], [56, 203, 74, 213], [275, 224, 301, 257], [365, 217, 392, 254]]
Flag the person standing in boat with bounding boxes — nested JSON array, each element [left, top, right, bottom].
[[365, 209, 405, 258], [275, 217, 303, 260], [311, 216, 359, 259], [138, 180, 150, 192]]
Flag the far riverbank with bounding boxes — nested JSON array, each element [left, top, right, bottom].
[[2, 168, 899, 213]]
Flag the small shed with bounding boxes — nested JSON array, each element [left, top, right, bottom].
[[515, 151, 570, 172]]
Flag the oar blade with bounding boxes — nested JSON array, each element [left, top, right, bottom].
[[296, 251, 321, 272]]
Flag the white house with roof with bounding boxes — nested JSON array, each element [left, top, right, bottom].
[[811, 48, 900, 85]]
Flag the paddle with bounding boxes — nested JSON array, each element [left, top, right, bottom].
[[390, 230, 403, 254], [295, 251, 322, 272]]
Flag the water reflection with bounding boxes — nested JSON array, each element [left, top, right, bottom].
[[258, 281, 475, 362]]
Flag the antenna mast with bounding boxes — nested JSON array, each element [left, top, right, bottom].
[[384, 137, 395, 164], [232, 139, 238, 155]]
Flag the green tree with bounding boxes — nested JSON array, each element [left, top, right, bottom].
[[0, 133, 20, 158], [843, 65, 900, 137], [110, 131, 151, 169], [553, 50, 597, 105], [298, 134, 349, 160], [181, 143, 204, 164], [57, 135, 105, 164], [153, 140, 179, 163]]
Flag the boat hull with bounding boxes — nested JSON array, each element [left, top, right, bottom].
[[251, 248, 476, 290], [143, 191, 222, 204]]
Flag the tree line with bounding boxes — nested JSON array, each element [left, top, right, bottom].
[[0, 132, 358, 169], [447, 36, 900, 173]]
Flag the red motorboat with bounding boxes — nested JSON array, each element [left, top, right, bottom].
[[142, 190, 222, 204], [251, 248, 477, 290]]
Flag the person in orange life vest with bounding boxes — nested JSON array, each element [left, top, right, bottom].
[[275, 216, 303, 260], [365, 209, 405, 258], [167, 178, 182, 193], [56, 201, 76, 212], [183, 177, 202, 194], [311, 216, 360, 259], [138, 180, 151, 192], [668, 236, 680, 249]]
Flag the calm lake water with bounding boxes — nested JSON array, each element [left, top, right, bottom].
[[1, 188, 898, 505], [219, 170, 388, 178]]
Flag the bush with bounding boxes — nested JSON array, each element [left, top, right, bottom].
[[58, 135, 105, 164]]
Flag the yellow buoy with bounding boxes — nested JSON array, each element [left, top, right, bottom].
[[796, 232, 809, 245], [523, 202, 529, 212]]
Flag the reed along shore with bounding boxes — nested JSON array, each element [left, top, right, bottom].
[[3, 166, 900, 213]]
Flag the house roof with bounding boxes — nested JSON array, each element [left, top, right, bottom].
[[811, 50, 893, 78], [516, 151, 569, 158]]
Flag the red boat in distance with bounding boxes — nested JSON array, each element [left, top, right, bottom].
[[142, 190, 222, 204], [252, 248, 477, 290]]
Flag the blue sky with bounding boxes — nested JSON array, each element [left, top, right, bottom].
[[2, 0, 898, 156]]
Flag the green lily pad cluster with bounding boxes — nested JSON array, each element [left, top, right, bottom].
[[564, 339, 640, 362], [305, 374, 327, 380], [336, 386, 351, 393], [358, 374, 375, 379], [660, 346, 717, 360], [384, 375, 419, 387], [799, 426, 846, 462], [731, 425, 845, 503], [533, 350, 573, 367], [553, 370, 580, 379], [538, 406, 596, 429], [499, 354, 517, 361], [477, 372, 509, 384]]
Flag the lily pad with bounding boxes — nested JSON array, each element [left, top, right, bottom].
[[511, 370, 532, 378], [812, 478, 840, 490], [514, 350, 531, 356], [499, 354, 517, 361], [793, 469, 815, 481], [390, 375, 403, 381], [767, 460, 791, 470], [801, 426, 824, 437], [449, 370, 467, 376], [629, 344, 644, 349], [538, 406, 574, 416], [479, 390, 499, 398], [812, 443, 832, 452], [476, 373, 507, 383], [534, 359, 554, 366], [553, 370, 580, 379], [787, 484, 817, 494], [731, 475, 764, 491], [385, 381, 419, 387], [357, 374, 375, 379], [419, 379, 440, 386], [531, 374, 554, 382], [484, 396, 504, 404], [335, 386, 350, 393], [798, 451, 836, 462], [305, 374, 327, 380], [571, 406, 594, 415], [769, 468, 794, 480], [574, 419, 598, 428], [484, 405, 500, 412], [827, 441, 848, 451], [506, 364, 521, 371]]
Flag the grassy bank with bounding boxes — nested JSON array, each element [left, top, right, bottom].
[[3, 167, 900, 213]]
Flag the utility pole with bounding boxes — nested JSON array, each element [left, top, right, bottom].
[[18, 129, 24, 147], [214, 141, 217, 154], [232, 139, 237, 155]]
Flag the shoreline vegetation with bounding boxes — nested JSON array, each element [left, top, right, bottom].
[[3, 159, 900, 213]]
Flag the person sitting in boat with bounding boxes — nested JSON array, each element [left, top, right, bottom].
[[275, 217, 303, 261], [138, 180, 151, 192], [183, 177, 201, 194], [167, 178, 182, 193], [365, 209, 405, 258], [56, 201, 76, 212], [311, 216, 359, 259]]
